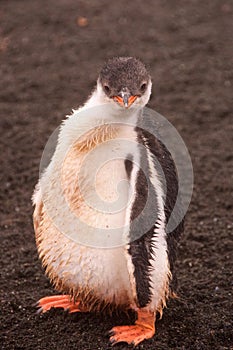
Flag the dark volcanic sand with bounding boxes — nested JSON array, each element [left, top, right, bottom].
[[1, 1, 233, 349]]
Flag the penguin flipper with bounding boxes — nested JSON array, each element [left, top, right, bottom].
[[109, 309, 155, 346]]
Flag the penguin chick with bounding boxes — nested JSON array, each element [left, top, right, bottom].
[[33, 57, 184, 346]]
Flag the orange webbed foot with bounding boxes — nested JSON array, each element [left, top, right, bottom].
[[109, 309, 155, 346], [37, 295, 83, 314]]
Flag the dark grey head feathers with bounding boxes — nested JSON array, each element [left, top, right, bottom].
[[99, 57, 151, 98]]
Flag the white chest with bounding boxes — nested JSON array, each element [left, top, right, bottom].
[[38, 121, 140, 306]]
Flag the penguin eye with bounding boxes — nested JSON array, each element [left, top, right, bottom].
[[140, 83, 147, 92], [103, 85, 110, 94]]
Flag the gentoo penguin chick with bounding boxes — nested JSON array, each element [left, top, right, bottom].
[[33, 57, 184, 346]]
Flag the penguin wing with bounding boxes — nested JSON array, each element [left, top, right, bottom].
[[137, 113, 185, 285], [127, 113, 185, 308], [137, 110, 185, 240]]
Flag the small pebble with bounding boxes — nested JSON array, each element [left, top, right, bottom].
[[77, 16, 88, 27]]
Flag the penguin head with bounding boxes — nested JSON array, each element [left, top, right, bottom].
[[98, 57, 152, 109]]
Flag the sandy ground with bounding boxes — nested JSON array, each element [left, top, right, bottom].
[[1, 0, 233, 349]]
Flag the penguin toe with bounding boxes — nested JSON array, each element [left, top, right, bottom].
[[37, 294, 82, 313], [109, 324, 155, 346]]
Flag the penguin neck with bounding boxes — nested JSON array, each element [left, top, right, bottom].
[[84, 86, 142, 124], [83, 89, 142, 146], [64, 84, 144, 153]]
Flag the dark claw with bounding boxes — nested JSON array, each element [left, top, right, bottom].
[[36, 307, 43, 314], [109, 337, 116, 344], [104, 330, 112, 337], [108, 330, 115, 337]]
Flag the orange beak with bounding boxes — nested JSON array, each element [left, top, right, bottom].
[[113, 94, 137, 108]]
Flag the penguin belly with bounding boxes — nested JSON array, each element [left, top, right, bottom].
[[38, 222, 134, 308], [35, 127, 139, 309]]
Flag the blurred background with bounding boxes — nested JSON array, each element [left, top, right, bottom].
[[1, 1, 232, 349]]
